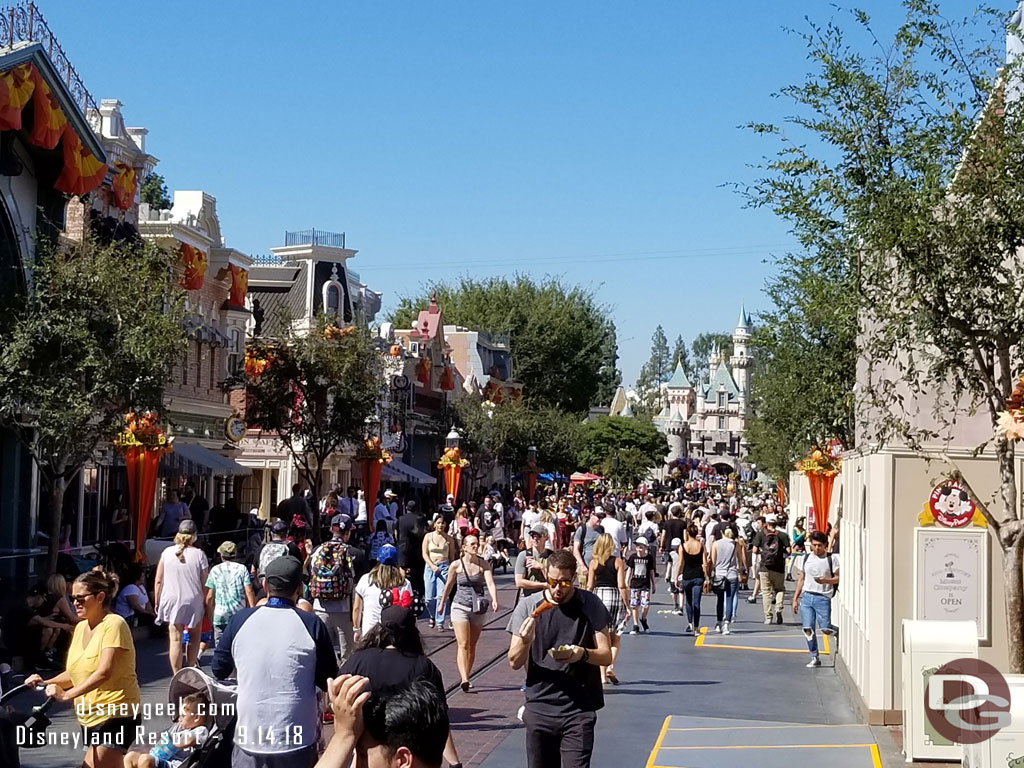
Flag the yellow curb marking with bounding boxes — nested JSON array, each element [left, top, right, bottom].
[[667, 723, 865, 731], [645, 715, 671, 768], [694, 625, 831, 655], [658, 743, 875, 750]]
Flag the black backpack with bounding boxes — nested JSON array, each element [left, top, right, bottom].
[[761, 534, 784, 571]]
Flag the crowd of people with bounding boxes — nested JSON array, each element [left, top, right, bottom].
[[0, 478, 839, 768]]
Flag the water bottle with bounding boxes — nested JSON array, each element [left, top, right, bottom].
[[182, 629, 190, 646]]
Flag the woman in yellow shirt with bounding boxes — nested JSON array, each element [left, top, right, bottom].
[[26, 568, 141, 768]]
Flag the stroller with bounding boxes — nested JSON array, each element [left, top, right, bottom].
[[166, 667, 237, 768], [0, 682, 55, 768]]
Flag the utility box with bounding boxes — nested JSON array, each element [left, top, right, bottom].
[[962, 674, 1024, 768], [902, 619, 979, 762]]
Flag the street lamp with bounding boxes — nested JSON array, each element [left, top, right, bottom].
[[527, 445, 537, 463], [446, 427, 461, 451]]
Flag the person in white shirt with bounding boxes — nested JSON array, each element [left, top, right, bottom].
[[373, 496, 394, 535], [384, 489, 399, 520], [597, 508, 629, 557], [792, 530, 839, 668], [520, 501, 541, 545]]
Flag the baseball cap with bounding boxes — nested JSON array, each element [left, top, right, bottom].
[[635, 537, 649, 547], [216, 541, 237, 557], [270, 520, 289, 535], [765, 514, 778, 524], [377, 543, 399, 566], [264, 556, 303, 592], [670, 537, 682, 548], [330, 513, 352, 531], [384, 489, 395, 498], [529, 524, 549, 537], [178, 519, 197, 535], [595, 507, 607, 518]]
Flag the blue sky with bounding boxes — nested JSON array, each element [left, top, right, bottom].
[[49, 1, 939, 388]]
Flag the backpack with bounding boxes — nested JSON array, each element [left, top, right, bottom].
[[309, 541, 354, 601], [258, 540, 290, 577], [803, 552, 838, 597], [761, 534, 784, 571]]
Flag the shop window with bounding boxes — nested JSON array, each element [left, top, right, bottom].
[[227, 329, 243, 376]]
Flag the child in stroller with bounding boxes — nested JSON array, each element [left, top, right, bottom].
[[124, 690, 210, 768], [126, 667, 237, 768]]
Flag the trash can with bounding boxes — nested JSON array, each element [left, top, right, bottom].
[[901, 619, 979, 762], [962, 674, 1024, 768]]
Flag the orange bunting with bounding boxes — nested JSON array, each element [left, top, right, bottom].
[[54, 125, 107, 196], [0, 63, 35, 131], [228, 264, 248, 306], [112, 162, 137, 211], [439, 365, 455, 391], [180, 243, 208, 290], [28, 67, 66, 149], [416, 357, 431, 385]]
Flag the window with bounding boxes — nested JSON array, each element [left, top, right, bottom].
[[195, 340, 202, 388], [210, 347, 217, 390], [718, 415, 726, 430], [717, 391, 726, 408], [182, 348, 188, 385], [326, 284, 341, 317], [227, 329, 243, 376]]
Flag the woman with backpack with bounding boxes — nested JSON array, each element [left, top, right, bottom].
[[353, 544, 412, 643], [309, 516, 357, 662]]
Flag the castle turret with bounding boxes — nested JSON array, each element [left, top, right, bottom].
[[730, 305, 752, 410]]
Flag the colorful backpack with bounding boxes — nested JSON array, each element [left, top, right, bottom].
[[309, 541, 354, 601]]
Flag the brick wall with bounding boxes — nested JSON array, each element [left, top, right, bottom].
[[164, 273, 232, 407]]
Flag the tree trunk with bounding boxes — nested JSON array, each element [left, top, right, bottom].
[[1003, 533, 1024, 673], [47, 474, 66, 575]]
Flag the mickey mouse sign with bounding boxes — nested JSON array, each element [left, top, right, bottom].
[[918, 480, 986, 528]]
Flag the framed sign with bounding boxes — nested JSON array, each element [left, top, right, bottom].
[[914, 527, 990, 643]]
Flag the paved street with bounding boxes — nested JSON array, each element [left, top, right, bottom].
[[14, 575, 914, 768]]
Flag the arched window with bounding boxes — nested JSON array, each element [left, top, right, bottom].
[[326, 284, 341, 317]]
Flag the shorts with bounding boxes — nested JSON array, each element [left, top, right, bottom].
[[594, 587, 626, 631], [629, 589, 651, 609], [200, 630, 214, 645], [450, 602, 488, 626], [80, 715, 141, 753]]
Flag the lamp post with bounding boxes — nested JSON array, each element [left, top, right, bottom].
[[440, 427, 464, 505], [525, 444, 538, 502], [611, 452, 620, 489], [446, 427, 461, 451]]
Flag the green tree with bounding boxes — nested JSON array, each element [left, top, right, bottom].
[[0, 237, 187, 573], [234, 317, 382, 541], [691, 332, 732, 376], [747, 253, 857, 485], [390, 276, 616, 413], [746, 2, 1024, 668], [634, 325, 671, 416], [671, 334, 690, 372], [140, 171, 172, 210], [598, 447, 654, 489], [580, 415, 668, 477]]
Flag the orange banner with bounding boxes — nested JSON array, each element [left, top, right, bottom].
[[28, 66, 66, 149], [228, 264, 248, 307], [0, 63, 34, 131], [806, 472, 835, 534], [359, 458, 384, 510], [180, 243, 208, 290], [54, 125, 107, 196], [443, 464, 463, 503], [112, 162, 137, 211]]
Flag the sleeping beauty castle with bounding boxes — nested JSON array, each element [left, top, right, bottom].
[[611, 307, 754, 474]]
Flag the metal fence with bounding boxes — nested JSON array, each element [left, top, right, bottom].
[[284, 229, 346, 249]]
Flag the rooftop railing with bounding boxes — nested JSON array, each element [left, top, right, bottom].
[[0, 2, 97, 116], [284, 229, 346, 249]]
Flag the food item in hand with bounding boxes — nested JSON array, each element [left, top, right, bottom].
[[531, 598, 557, 619]]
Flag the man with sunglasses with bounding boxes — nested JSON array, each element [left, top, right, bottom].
[[507, 549, 612, 768], [514, 525, 554, 601]]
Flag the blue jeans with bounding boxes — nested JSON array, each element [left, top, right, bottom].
[[714, 577, 739, 622], [424, 561, 449, 623], [799, 592, 833, 656], [682, 577, 704, 628]]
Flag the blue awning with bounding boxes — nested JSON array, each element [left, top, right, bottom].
[[161, 442, 251, 477]]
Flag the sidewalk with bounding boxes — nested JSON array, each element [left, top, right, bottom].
[[15, 572, 520, 768]]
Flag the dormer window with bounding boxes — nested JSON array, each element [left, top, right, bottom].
[[717, 391, 726, 408], [322, 263, 346, 322]]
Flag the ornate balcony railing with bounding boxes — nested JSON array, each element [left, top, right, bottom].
[[0, 2, 97, 116]]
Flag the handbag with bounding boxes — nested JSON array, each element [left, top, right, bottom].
[[711, 575, 725, 591], [472, 594, 491, 615]]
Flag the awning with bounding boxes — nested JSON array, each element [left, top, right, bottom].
[[381, 459, 437, 486], [161, 442, 251, 476]]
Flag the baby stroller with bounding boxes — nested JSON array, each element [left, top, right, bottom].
[[0, 682, 55, 768], [167, 667, 237, 768]]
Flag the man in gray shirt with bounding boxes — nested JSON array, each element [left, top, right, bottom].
[[573, 511, 602, 571], [515, 525, 553, 598]]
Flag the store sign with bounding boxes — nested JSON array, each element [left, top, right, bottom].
[[915, 527, 990, 642], [919, 480, 980, 528]]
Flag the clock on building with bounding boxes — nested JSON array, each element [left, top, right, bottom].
[[225, 415, 247, 443]]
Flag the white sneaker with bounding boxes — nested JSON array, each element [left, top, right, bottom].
[[806, 657, 821, 668], [714, 623, 722, 634], [722, 622, 731, 635], [685, 623, 693, 633], [517, 705, 526, 721], [764, 617, 773, 624]]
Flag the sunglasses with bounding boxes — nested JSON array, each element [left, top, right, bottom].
[[71, 593, 95, 605], [546, 577, 574, 589]]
